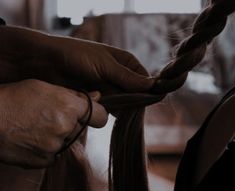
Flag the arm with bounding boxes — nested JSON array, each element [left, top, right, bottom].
[[0, 25, 154, 92]]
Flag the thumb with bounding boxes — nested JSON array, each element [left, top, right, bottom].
[[107, 60, 154, 92]]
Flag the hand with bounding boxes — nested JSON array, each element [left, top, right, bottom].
[[51, 37, 154, 93], [0, 26, 154, 96], [0, 79, 108, 168]]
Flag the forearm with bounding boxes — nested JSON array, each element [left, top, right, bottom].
[[0, 26, 60, 83], [0, 25, 53, 58]]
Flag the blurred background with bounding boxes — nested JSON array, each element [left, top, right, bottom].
[[1, 0, 235, 190]]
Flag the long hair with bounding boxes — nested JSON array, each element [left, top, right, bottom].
[[104, 1, 235, 191], [42, 0, 235, 191]]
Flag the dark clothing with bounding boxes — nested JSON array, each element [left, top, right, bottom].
[[174, 88, 235, 191], [0, 17, 6, 25]]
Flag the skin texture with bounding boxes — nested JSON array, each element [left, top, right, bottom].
[[0, 79, 108, 168], [0, 26, 154, 93], [0, 1, 234, 190], [0, 26, 154, 168]]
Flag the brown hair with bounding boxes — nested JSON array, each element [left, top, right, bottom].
[[104, 1, 235, 191], [42, 0, 235, 190]]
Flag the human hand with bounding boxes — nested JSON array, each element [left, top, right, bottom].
[[0, 79, 108, 168], [51, 37, 154, 93], [0, 26, 154, 97]]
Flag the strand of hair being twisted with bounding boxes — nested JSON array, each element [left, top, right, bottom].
[[155, 0, 235, 94]]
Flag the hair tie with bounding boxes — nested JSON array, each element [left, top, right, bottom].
[[57, 89, 93, 154]]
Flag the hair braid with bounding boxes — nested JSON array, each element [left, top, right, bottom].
[[153, 0, 235, 95], [101, 1, 235, 191]]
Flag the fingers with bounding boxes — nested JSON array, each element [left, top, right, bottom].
[[105, 56, 154, 92], [69, 90, 108, 128], [80, 97, 108, 128], [105, 45, 149, 76], [0, 80, 108, 168], [102, 45, 154, 92], [26, 90, 108, 167]]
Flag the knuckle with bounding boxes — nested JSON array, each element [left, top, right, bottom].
[[45, 109, 75, 136], [56, 123, 74, 136], [55, 110, 77, 135], [42, 110, 77, 138], [57, 94, 80, 111]]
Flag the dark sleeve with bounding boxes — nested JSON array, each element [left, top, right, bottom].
[[0, 17, 6, 25]]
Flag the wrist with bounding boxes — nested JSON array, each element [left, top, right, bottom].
[[0, 25, 52, 54], [0, 25, 59, 80]]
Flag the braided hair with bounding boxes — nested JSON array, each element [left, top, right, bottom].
[[101, 1, 235, 191], [41, 1, 235, 191]]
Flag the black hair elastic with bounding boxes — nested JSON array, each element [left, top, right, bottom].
[[57, 89, 93, 154]]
